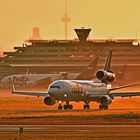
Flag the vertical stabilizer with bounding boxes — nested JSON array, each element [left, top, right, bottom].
[[104, 50, 112, 71]]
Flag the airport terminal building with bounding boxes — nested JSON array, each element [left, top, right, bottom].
[[0, 28, 140, 82]]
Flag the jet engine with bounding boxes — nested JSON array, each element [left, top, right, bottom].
[[99, 95, 112, 105], [44, 96, 56, 106], [96, 70, 115, 83]]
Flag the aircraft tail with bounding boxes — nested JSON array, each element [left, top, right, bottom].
[[104, 49, 112, 71], [75, 57, 98, 80]]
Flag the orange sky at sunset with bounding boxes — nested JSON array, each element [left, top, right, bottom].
[[0, 0, 140, 51]]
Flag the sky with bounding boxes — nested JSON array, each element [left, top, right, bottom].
[[0, 0, 140, 51]]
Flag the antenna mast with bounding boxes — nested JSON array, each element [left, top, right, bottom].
[[61, 0, 71, 40]]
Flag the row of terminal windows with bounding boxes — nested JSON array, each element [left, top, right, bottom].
[[14, 55, 95, 58], [9, 47, 139, 57]]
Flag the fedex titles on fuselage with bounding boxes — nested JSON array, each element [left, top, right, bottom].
[[4, 75, 29, 83]]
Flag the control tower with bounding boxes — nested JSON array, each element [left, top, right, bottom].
[[74, 27, 91, 42]]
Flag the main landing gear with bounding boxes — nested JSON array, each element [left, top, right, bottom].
[[83, 102, 90, 110], [58, 103, 63, 110], [58, 101, 73, 110], [99, 104, 108, 110]]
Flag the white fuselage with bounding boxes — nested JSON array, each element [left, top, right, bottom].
[[48, 80, 110, 101], [0, 73, 79, 86]]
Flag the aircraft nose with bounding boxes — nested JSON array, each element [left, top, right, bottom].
[[48, 88, 54, 95], [48, 81, 62, 96], [48, 86, 60, 96]]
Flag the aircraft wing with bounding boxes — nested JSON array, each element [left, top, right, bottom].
[[109, 83, 140, 97], [12, 86, 48, 97], [110, 91, 140, 97], [86, 91, 140, 99], [110, 83, 139, 91]]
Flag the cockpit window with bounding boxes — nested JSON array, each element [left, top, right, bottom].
[[50, 86, 61, 89]]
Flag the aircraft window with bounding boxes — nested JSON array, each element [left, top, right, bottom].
[[50, 86, 61, 89]]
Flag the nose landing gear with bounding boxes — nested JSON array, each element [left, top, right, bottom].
[[84, 104, 90, 110], [83, 101, 90, 110], [58, 102, 63, 110]]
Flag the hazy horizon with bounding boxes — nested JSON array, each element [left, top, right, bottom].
[[0, 0, 140, 51]]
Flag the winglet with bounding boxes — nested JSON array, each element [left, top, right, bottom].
[[11, 85, 15, 94], [104, 49, 112, 71]]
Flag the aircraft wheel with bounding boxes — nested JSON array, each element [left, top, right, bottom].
[[58, 105, 62, 110], [104, 105, 108, 110], [99, 105, 104, 110], [87, 105, 90, 110], [69, 105, 73, 110], [64, 105, 68, 110], [84, 104, 90, 110], [84, 105, 86, 110]]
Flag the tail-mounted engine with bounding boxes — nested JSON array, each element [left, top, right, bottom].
[[96, 69, 115, 83], [99, 95, 112, 105], [44, 96, 56, 106]]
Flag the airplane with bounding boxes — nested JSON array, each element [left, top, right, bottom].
[[12, 50, 140, 110], [1, 58, 98, 87]]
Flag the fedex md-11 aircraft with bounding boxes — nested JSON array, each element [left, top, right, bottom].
[[12, 50, 140, 110]]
